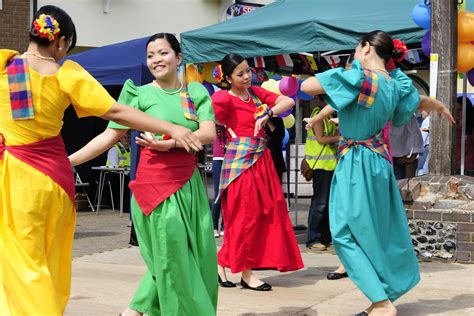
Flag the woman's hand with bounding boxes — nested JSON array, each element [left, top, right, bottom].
[[136, 132, 175, 152], [303, 117, 316, 131], [419, 96, 455, 125], [254, 115, 269, 136], [168, 125, 203, 152], [436, 103, 455, 125]]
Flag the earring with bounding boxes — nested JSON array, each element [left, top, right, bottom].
[[58, 47, 62, 51]]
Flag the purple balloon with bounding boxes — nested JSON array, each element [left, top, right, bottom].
[[278, 108, 293, 118], [468, 68, 474, 86], [421, 30, 431, 57], [202, 81, 215, 95]]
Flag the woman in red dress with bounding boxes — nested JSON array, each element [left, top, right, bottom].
[[212, 54, 304, 291]]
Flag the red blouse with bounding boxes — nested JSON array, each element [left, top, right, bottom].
[[211, 86, 279, 138]]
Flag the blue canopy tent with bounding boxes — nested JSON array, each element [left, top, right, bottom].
[[64, 36, 154, 86]]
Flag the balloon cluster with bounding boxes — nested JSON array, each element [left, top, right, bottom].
[[413, 1, 474, 75]]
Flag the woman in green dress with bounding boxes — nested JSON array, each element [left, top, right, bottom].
[[69, 33, 218, 316], [302, 31, 454, 316]]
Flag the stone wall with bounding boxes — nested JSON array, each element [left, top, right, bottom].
[[0, 0, 30, 52], [401, 176, 474, 263]]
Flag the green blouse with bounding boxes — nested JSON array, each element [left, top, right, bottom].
[[108, 80, 214, 136]]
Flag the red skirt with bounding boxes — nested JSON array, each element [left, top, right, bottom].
[[218, 149, 304, 273]]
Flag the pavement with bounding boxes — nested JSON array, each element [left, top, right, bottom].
[[66, 201, 474, 316]]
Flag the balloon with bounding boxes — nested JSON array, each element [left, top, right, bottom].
[[261, 79, 281, 94], [278, 108, 293, 118], [202, 81, 215, 95], [298, 89, 313, 101], [421, 30, 431, 57], [201, 62, 219, 84], [279, 76, 298, 96], [282, 114, 295, 128], [467, 68, 474, 86], [458, 42, 474, 73], [282, 129, 289, 147], [459, 11, 474, 42], [412, 2, 431, 29]]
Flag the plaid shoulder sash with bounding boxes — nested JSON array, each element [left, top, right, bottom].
[[216, 136, 266, 201], [179, 89, 199, 122], [337, 130, 391, 163], [358, 69, 378, 109], [6, 55, 35, 120]]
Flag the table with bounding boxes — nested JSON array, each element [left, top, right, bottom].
[[92, 166, 129, 216]]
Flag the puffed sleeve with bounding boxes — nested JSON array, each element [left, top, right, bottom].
[[107, 79, 139, 129], [251, 86, 279, 108], [315, 60, 364, 112], [390, 69, 421, 127], [211, 90, 230, 125], [188, 81, 215, 123], [58, 60, 116, 118]]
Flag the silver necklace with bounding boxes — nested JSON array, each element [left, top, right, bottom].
[[23, 51, 56, 62], [153, 80, 182, 95]]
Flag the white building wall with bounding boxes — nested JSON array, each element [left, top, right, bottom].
[[37, 0, 223, 47]]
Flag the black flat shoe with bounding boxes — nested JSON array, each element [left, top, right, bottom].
[[240, 278, 272, 291], [326, 272, 348, 280], [353, 311, 368, 316], [218, 275, 236, 288]]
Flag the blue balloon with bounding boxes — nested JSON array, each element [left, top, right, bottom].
[[412, 2, 431, 29], [297, 79, 313, 100], [282, 129, 289, 147]]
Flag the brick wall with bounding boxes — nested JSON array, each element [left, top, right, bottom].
[[0, 0, 31, 52]]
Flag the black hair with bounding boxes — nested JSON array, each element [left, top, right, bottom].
[[221, 53, 246, 81], [146, 33, 181, 56], [29, 5, 77, 52], [358, 30, 402, 63]]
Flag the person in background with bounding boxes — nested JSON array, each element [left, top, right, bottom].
[[106, 132, 131, 211], [69, 33, 217, 316], [211, 124, 226, 238], [264, 116, 287, 183], [417, 110, 430, 175], [390, 114, 424, 179], [212, 53, 303, 291], [302, 30, 454, 315], [0, 7, 200, 315]]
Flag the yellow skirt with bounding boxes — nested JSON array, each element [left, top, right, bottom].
[[0, 151, 76, 316]]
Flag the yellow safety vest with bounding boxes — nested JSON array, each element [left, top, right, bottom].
[[304, 107, 337, 171], [107, 142, 131, 167]]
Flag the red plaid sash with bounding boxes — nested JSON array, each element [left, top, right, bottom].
[[216, 136, 266, 201], [6, 55, 35, 120], [337, 130, 391, 163]]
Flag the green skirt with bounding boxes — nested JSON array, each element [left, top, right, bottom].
[[130, 169, 218, 315]]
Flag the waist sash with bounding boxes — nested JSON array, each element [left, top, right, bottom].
[[0, 135, 75, 201], [216, 136, 266, 201], [129, 148, 197, 216], [337, 130, 391, 163]]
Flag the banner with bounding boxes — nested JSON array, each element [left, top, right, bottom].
[[225, 3, 263, 20]]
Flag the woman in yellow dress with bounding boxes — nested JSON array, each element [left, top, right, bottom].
[[0, 6, 201, 316]]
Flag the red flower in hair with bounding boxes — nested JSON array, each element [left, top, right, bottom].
[[392, 39, 408, 62]]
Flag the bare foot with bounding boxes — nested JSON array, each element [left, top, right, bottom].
[[368, 300, 396, 316], [120, 308, 143, 316], [334, 265, 346, 274], [242, 270, 264, 287]]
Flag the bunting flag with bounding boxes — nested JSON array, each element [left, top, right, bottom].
[[252, 68, 269, 82], [404, 49, 421, 64], [305, 55, 318, 71], [323, 55, 341, 68], [275, 54, 294, 68], [253, 56, 266, 68]]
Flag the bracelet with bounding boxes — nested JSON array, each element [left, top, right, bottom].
[[173, 139, 177, 148], [268, 109, 274, 118]]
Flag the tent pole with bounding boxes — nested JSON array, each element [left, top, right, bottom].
[[293, 94, 305, 230], [461, 75, 467, 175]]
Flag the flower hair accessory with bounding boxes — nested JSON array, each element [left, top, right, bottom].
[[392, 39, 408, 62], [33, 14, 60, 42], [213, 64, 224, 82]]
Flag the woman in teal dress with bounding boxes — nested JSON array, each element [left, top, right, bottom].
[[69, 33, 218, 316], [302, 31, 454, 316]]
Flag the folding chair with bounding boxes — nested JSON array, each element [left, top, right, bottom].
[[74, 169, 96, 212]]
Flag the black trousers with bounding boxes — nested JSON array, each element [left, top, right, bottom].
[[306, 169, 334, 247]]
